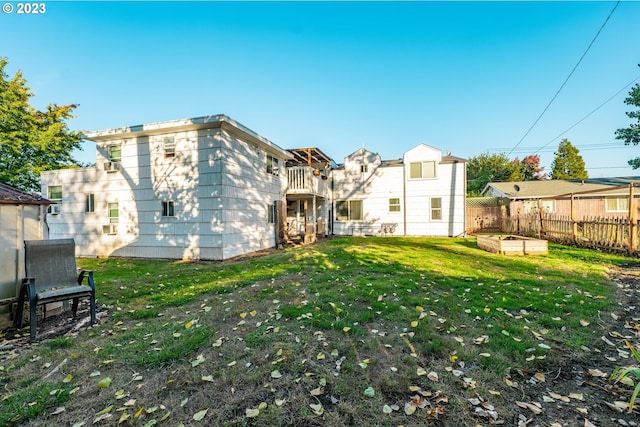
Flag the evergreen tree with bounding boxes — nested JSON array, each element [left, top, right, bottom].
[[614, 77, 640, 169], [550, 139, 588, 180], [0, 57, 82, 193]]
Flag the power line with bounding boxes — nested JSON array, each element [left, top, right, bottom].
[[507, 1, 620, 156], [532, 74, 640, 154]]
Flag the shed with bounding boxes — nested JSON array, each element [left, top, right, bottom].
[[0, 183, 51, 327]]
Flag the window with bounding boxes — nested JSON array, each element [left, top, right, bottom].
[[336, 200, 363, 221], [431, 197, 442, 220], [48, 185, 62, 202], [409, 161, 436, 179], [267, 203, 275, 224], [266, 154, 279, 176], [108, 144, 122, 162], [360, 164, 368, 173], [162, 201, 175, 217], [163, 136, 176, 158], [47, 185, 62, 214], [389, 198, 401, 213], [85, 194, 95, 213], [108, 202, 119, 224], [606, 197, 629, 212]]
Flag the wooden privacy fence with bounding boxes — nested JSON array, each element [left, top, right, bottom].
[[466, 197, 509, 233], [502, 213, 639, 254]]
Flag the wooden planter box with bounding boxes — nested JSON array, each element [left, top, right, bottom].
[[477, 235, 548, 255]]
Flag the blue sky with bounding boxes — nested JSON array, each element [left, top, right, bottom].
[[2, 1, 639, 178]]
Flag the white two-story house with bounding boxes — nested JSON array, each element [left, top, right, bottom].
[[41, 115, 466, 261], [41, 115, 292, 260], [332, 145, 466, 237]]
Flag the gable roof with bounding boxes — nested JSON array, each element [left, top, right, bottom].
[[0, 183, 52, 205], [483, 176, 640, 199]]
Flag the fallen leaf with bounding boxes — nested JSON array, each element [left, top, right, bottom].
[[245, 408, 259, 418], [97, 377, 112, 388], [516, 401, 542, 415], [309, 403, 324, 415], [427, 371, 439, 382], [271, 370, 282, 379], [310, 387, 324, 396], [534, 372, 545, 382], [364, 387, 375, 397], [580, 320, 590, 327], [383, 404, 392, 414], [416, 367, 427, 376], [193, 409, 208, 421]]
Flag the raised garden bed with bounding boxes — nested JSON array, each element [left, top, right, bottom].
[[477, 234, 548, 255]]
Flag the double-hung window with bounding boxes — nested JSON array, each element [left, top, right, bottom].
[[163, 136, 176, 158], [431, 197, 442, 220], [389, 198, 401, 213], [267, 155, 279, 176]]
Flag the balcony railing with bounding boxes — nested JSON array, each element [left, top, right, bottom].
[[287, 166, 329, 196]]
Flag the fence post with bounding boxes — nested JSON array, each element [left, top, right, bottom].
[[630, 183, 637, 252], [570, 193, 578, 243]]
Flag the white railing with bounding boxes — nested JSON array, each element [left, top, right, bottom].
[[287, 167, 329, 196]]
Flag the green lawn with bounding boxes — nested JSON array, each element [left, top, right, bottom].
[[0, 237, 633, 426]]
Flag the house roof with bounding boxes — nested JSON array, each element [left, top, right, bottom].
[[0, 183, 52, 205], [483, 176, 640, 199], [84, 114, 293, 160]]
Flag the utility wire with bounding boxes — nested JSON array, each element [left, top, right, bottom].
[[507, 0, 620, 156], [532, 73, 640, 154]]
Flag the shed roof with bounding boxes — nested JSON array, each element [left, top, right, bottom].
[[0, 183, 52, 205], [483, 176, 640, 199]]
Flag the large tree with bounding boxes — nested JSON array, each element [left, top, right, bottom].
[[0, 57, 81, 193], [549, 139, 588, 180], [615, 78, 640, 169], [466, 152, 520, 195], [467, 152, 547, 195]]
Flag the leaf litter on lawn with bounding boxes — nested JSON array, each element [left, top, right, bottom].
[[1, 237, 639, 427]]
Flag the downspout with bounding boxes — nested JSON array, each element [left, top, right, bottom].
[[403, 162, 407, 236]]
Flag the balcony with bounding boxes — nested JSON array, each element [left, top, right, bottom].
[[287, 166, 330, 197]]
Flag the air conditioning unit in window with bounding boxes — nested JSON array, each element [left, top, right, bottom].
[[49, 205, 61, 215], [104, 161, 120, 172], [102, 224, 118, 235]]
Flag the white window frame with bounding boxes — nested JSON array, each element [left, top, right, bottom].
[[108, 202, 119, 224], [431, 197, 442, 221], [108, 144, 122, 162], [605, 197, 629, 212], [266, 154, 279, 176], [85, 194, 95, 213], [336, 200, 363, 221], [162, 200, 175, 217], [163, 136, 176, 158], [409, 161, 436, 179], [388, 198, 401, 213]]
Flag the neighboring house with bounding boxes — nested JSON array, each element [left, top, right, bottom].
[[0, 183, 51, 327], [482, 177, 640, 219], [332, 145, 466, 237], [41, 115, 466, 261]]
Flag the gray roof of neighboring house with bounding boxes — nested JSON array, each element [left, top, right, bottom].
[[0, 183, 52, 205], [483, 176, 640, 199]]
